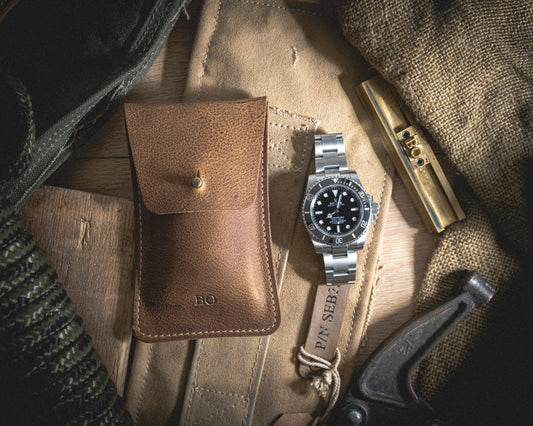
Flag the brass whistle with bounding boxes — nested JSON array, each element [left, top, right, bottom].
[[356, 76, 465, 232]]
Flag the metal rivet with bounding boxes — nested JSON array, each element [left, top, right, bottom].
[[191, 171, 203, 188], [346, 408, 364, 425]]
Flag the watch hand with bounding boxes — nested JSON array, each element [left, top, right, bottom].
[[336, 193, 343, 210]]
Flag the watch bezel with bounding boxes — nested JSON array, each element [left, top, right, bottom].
[[302, 176, 372, 246]]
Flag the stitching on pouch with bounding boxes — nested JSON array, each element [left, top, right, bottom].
[[185, 340, 205, 425], [133, 343, 154, 424], [136, 142, 278, 338], [197, 0, 222, 101], [242, 337, 264, 425], [238, 0, 320, 16], [136, 186, 144, 333], [340, 171, 388, 373]]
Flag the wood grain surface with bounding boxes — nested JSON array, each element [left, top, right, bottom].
[[41, 0, 437, 389], [20, 186, 135, 395]]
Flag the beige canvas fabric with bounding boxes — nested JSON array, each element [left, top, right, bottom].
[[125, 0, 393, 424]]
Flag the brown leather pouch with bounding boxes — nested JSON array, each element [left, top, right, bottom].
[[124, 97, 280, 342]]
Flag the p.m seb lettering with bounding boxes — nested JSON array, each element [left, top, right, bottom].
[[315, 285, 340, 350]]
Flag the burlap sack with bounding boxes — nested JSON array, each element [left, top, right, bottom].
[[336, 1, 533, 424]]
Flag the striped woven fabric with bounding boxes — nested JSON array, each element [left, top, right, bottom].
[[0, 74, 131, 425]]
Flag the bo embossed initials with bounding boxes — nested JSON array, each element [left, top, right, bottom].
[[194, 295, 217, 306]]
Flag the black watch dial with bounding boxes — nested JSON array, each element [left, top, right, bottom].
[[310, 184, 364, 237]]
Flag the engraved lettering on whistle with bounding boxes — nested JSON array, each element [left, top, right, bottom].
[[194, 295, 217, 306], [314, 285, 340, 350]]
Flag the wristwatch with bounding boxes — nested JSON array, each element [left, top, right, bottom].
[[302, 133, 378, 285]]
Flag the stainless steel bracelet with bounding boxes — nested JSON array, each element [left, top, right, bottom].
[[322, 249, 357, 285], [314, 133, 349, 175], [314, 133, 357, 285]]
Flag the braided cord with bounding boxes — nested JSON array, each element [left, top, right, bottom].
[[0, 72, 34, 181], [0, 75, 131, 424]]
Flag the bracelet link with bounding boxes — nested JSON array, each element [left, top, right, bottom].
[[314, 133, 348, 175], [322, 249, 357, 285]]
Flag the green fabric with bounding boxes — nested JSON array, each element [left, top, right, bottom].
[[0, 73, 132, 425], [335, 1, 533, 425], [0, 1, 189, 423], [0, 0, 189, 211], [0, 197, 134, 425]]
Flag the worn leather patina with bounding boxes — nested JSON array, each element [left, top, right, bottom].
[[125, 98, 280, 342]]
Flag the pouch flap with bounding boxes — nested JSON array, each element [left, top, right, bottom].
[[124, 97, 267, 214]]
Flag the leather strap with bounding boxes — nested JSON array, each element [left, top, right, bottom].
[[299, 282, 351, 378]]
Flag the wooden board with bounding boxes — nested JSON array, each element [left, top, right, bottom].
[[20, 186, 135, 395], [358, 173, 438, 361]]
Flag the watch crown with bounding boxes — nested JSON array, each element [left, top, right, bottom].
[[372, 202, 379, 215]]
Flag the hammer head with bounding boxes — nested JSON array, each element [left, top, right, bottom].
[[463, 271, 495, 307]]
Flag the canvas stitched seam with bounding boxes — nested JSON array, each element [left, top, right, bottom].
[[197, 0, 222, 101], [135, 135, 277, 337], [238, 0, 320, 16], [193, 387, 247, 400], [268, 108, 318, 173], [192, 388, 245, 426], [269, 140, 292, 162], [185, 340, 205, 425], [339, 171, 388, 373], [241, 336, 264, 425], [192, 400, 243, 426], [274, 251, 282, 273], [133, 343, 154, 424], [357, 253, 385, 354]]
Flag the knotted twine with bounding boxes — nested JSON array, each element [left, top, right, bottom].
[[298, 346, 342, 425]]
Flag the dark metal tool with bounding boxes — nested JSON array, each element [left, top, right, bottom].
[[329, 271, 494, 426]]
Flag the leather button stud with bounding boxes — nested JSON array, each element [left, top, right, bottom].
[[191, 171, 203, 188]]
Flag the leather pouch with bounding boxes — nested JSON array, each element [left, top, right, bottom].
[[124, 97, 280, 342]]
